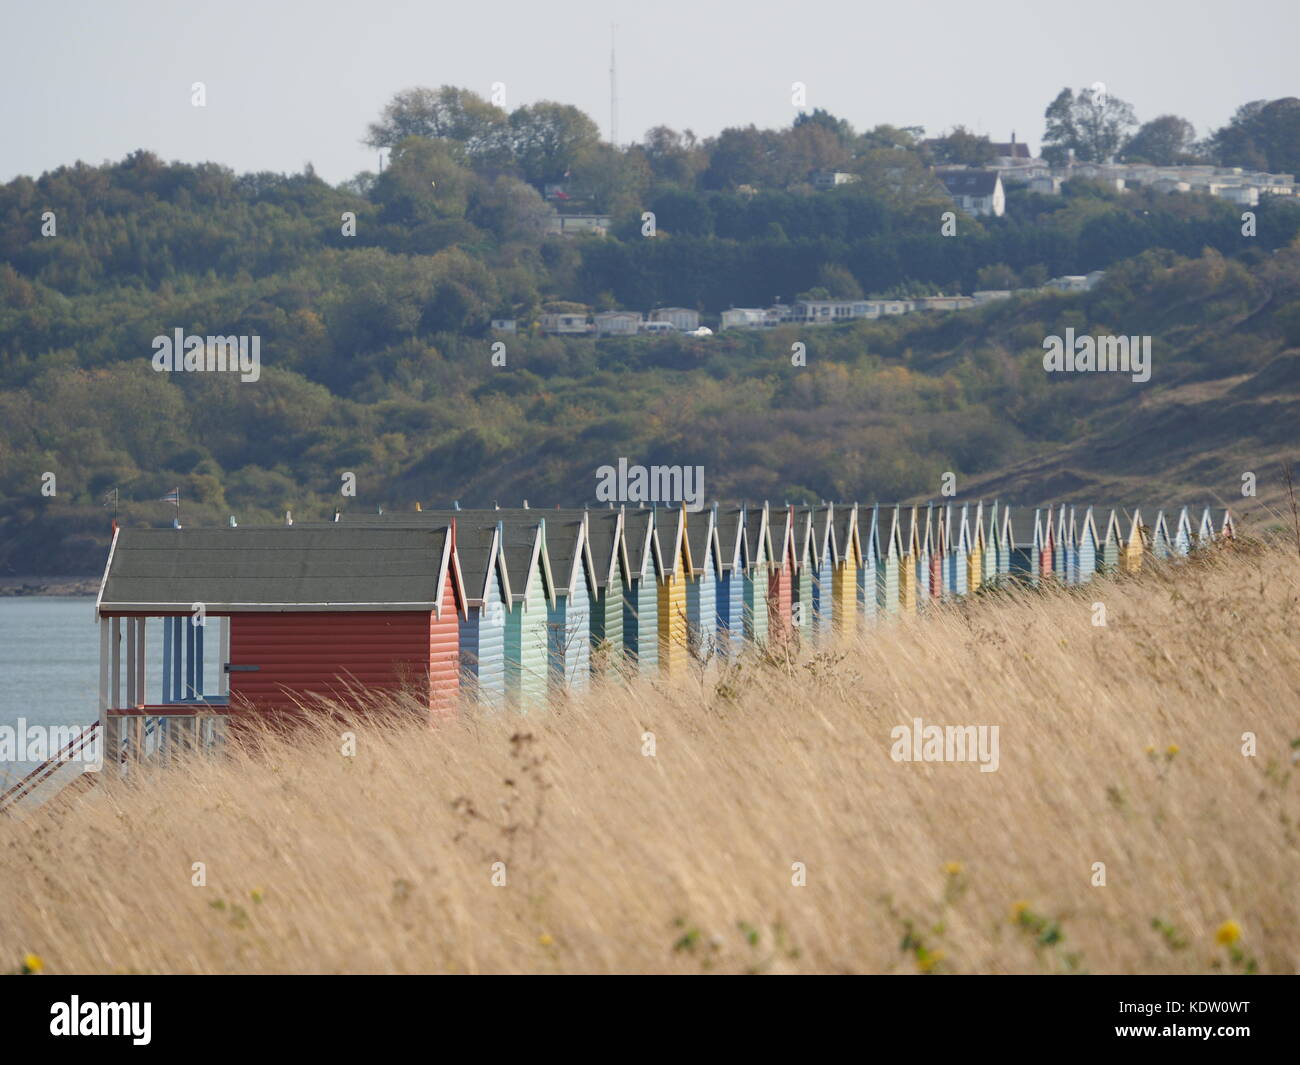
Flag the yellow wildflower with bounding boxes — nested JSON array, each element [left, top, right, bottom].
[[1215, 921, 1241, 946], [1010, 901, 1030, 921], [944, 861, 963, 876], [538, 933, 554, 947], [1166, 744, 1179, 757], [22, 953, 43, 974]]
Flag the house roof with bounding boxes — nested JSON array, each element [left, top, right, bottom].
[[97, 526, 455, 614], [714, 506, 746, 569], [685, 510, 718, 575], [938, 169, 1000, 197], [1001, 507, 1037, 548], [833, 504, 857, 562], [622, 508, 659, 577]]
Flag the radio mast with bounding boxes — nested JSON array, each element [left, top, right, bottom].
[[609, 23, 618, 145]]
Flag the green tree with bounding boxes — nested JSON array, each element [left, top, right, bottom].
[[1208, 98, 1300, 174], [365, 86, 510, 167], [1123, 115, 1199, 164], [509, 102, 602, 188], [928, 126, 996, 166], [1042, 87, 1137, 165]]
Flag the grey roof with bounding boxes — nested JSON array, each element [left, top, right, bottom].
[[684, 511, 714, 572], [578, 508, 621, 588], [832, 505, 856, 560], [939, 169, 999, 197], [743, 507, 767, 565], [99, 527, 450, 612], [622, 508, 657, 576], [714, 506, 746, 569], [335, 508, 546, 590], [1001, 507, 1037, 548]]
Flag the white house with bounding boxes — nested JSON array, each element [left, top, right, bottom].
[[938, 169, 1005, 218]]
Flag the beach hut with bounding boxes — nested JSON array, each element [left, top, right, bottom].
[[859, 504, 879, 628], [544, 514, 595, 693], [876, 504, 903, 615], [926, 503, 944, 601], [742, 504, 772, 645], [996, 505, 1013, 581], [898, 505, 918, 614], [657, 508, 693, 676], [1100, 509, 1123, 572], [685, 506, 721, 661], [1064, 508, 1080, 584], [1150, 510, 1174, 560], [452, 519, 511, 708], [1197, 507, 1216, 549], [967, 502, 985, 594], [811, 505, 836, 641], [945, 504, 969, 597], [1038, 506, 1055, 583], [95, 526, 466, 741], [831, 503, 859, 635], [1172, 506, 1194, 556], [1004, 507, 1037, 583], [580, 506, 628, 675], [1122, 509, 1145, 574], [766, 504, 796, 643], [499, 517, 555, 710], [982, 502, 1000, 586], [792, 507, 816, 638], [1054, 506, 1070, 582], [622, 507, 663, 675], [1220, 508, 1236, 541], [714, 505, 748, 658], [1077, 507, 1100, 583]]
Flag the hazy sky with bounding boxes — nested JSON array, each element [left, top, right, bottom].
[[4, 0, 1297, 184]]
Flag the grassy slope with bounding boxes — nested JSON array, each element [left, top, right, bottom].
[[2, 540, 1297, 974]]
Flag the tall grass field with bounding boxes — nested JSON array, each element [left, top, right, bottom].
[[3, 541, 1297, 974]]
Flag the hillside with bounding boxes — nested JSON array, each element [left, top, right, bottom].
[[3, 139, 1300, 575]]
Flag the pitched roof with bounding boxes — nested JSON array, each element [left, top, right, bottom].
[[98, 526, 453, 613], [714, 506, 746, 570], [622, 508, 659, 577], [685, 510, 717, 574], [938, 169, 1000, 197]]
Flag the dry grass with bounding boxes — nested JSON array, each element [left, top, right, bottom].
[[3, 542, 1299, 974]]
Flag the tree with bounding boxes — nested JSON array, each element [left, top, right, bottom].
[[1042, 87, 1137, 165], [508, 102, 602, 188], [372, 138, 473, 225], [701, 125, 779, 190], [637, 126, 705, 188], [1123, 115, 1198, 164], [793, 109, 856, 146], [927, 126, 996, 166], [1208, 98, 1300, 175], [365, 86, 510, 167]]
